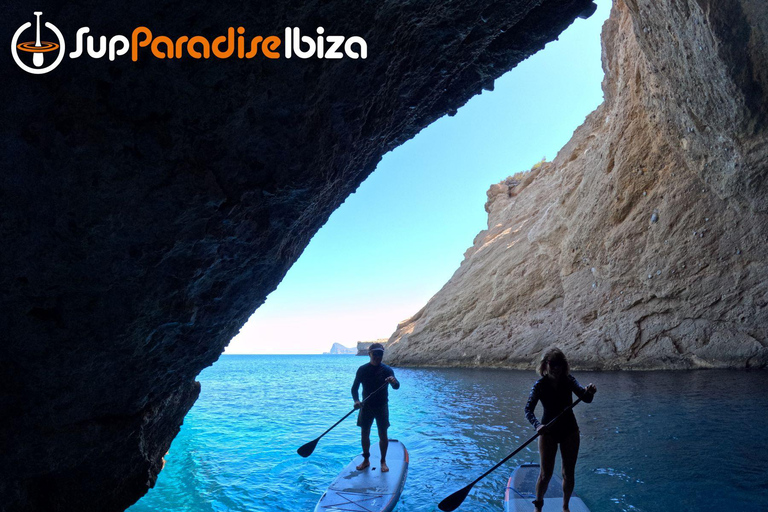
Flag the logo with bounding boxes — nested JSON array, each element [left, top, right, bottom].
[[11, 11, 368, 75], [12, 12, 65, 74]]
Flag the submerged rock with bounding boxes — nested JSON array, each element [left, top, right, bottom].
[[386, 0, 768, 371]]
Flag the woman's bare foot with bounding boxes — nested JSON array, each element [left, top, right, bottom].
[[356, 459, 370, 471], [380, 461, 389, 473]]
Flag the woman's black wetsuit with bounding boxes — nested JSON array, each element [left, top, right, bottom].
[[524, 374, 593, 442]]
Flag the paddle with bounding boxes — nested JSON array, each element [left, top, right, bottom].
[[297, 381, 390, 458], [437, 398, 583, 511]]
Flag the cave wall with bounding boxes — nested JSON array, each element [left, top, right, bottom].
[[386, 0, 768, 370], [0, 0, 598, 510]]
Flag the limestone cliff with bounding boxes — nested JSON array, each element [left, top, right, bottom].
[[356, 339, 390, 355], [0, 0, 599, 510], [387, 0, 768, 370]]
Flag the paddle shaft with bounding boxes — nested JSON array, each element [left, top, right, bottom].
[[314, 381, 390, 441], [467, 397, 582, 487]]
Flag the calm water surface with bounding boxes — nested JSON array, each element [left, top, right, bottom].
[[128, 355, 768, 512]]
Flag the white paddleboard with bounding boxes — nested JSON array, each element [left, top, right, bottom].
[[504, 463, 590, 512], [315, 439, 408, 512]]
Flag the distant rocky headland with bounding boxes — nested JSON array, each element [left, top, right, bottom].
[[387, 0, 768, 371], [324, 343, 357, 355], [322, 339, 389, 355]]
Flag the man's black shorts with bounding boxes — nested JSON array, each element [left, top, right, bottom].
[[357, 404, 389, 430]]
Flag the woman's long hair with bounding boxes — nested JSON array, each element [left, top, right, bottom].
[[537, 347, 569, 377]]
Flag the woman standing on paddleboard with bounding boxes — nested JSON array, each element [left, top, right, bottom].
[[525, 348, 596, 512]]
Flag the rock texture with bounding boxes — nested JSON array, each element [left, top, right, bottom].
[[0, 0, 598, 510], [356, 339, 389, 355], [387, 0, 768, 371]]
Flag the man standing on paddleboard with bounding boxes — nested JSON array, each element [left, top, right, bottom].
[[352, 343, 400, 472]]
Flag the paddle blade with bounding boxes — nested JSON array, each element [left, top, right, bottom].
[[297, 438, 319, 458], [438, 483, 473, 511]]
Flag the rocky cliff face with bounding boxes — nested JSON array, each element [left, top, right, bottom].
[[387, 0, 768, 371], [0, 0, 598, 510]]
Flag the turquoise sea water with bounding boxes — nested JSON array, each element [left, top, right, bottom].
[[128, 355, 768, 512]]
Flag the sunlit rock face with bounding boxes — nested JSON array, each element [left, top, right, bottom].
[[0, 0, 598, 510], [387, 0, 768, 370]]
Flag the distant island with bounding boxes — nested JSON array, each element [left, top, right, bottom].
[[324, 339, 391, 355], [324, 343, 357, 355]]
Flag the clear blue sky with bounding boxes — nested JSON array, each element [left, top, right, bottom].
[[226, 1, 611, 354]]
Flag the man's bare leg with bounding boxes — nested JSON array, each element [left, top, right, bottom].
[[378, 423, 389, 472], [357, 426, 371, 470]]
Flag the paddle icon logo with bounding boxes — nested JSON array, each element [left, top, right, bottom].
[[12, 12, 66, 74]]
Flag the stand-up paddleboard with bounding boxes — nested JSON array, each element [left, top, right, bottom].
[[504, 463, 590, 512], [315, 439, 408, 512]]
